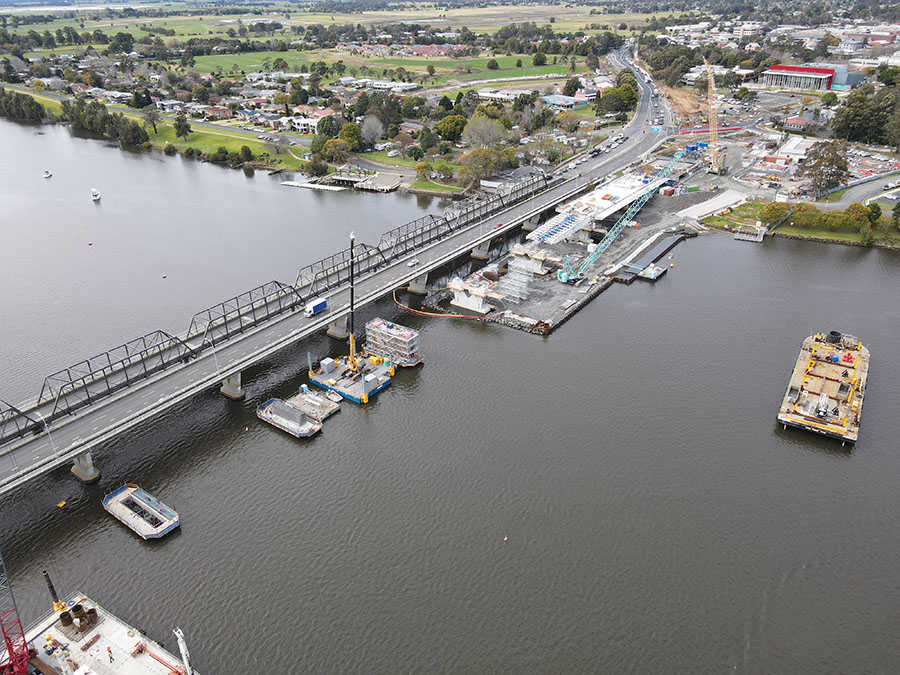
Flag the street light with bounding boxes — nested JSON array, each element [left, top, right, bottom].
[[34, 411, 57, 454]]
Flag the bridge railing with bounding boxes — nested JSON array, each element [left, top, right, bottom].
[[186, 280, 306, 349], [0, 174, 558, 449], [30, 330, 197, 426]]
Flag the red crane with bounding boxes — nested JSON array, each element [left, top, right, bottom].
[[0, 551, 28, 675]]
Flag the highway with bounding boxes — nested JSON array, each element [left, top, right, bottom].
[[0, 51, 672, 496]]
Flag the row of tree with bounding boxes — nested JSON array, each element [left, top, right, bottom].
[[760, 200, 900, 245], [0, 86, 44, 121], [60, 97, 149, 145]]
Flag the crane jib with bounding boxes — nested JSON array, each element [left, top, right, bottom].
[[558, 149, 687, 283]]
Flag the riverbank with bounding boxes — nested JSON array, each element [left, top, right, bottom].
[[2, 84, 308, 172]]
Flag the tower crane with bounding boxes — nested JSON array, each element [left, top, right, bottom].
[[702, 56, 726, 175], [0, 551, 28, 675]]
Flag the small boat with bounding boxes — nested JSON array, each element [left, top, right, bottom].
[[325, 390, 343, 404], [90, 188, 101, 201], [102, 483, 180, 539], [43, 170, 52, 178]]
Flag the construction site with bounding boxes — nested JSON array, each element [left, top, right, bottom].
[[420, 142, 729, 335]]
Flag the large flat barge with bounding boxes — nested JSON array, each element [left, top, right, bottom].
[[777, 331, 870, 444], [22, 592, 197, 674], [257, 385, 341, 438]]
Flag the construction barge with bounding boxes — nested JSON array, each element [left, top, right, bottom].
[[777, 331, 870, 444], [257, 385, 341, 438], [2, 572, 198, 675], [102, 484, 179, 540]]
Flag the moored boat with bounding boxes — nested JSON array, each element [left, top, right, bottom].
[[102, 483, 180, 539], [90, 188, 100, 201], [43, 170, 52, 178], [777, 331, 870, 444]]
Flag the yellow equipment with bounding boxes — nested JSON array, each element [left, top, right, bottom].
[[702, 56, 725, 175]]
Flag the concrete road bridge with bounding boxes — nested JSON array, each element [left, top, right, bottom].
[[0, 53, 672, 496]]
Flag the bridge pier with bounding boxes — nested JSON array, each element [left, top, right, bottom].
[[521, 214, 541, 232], [220, 372, 245, 400], [326, 317, 349, 340], [470, 240, 491, 261], [407, 272, 429, 296], [71, 451, 100, 484]]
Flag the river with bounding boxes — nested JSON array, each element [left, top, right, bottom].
[[1, 117, 900, 674]]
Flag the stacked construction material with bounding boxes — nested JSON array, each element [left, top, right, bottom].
[[365, 318, 423, 367]]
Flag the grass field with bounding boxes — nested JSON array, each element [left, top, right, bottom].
[[4, 5, 683, 59], [363, 150, 463, 171], [701, 201, 764, 229], [775, 226, 865, 242], [410, 178, 464, 193]]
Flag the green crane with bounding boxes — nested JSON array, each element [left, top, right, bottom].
[[558, 149, 686, 284]]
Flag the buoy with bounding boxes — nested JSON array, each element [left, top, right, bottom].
[[502, 536, 508, 542], [669, 263, 674, 268], [57, 501, 66, 508], [87, 242, 93, 246], [244, 426, 249, 432], [162, 274, 167, 279]]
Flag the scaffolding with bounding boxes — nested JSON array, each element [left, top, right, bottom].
[[498, 257, 532, 302], [365, 319, 422, 367]]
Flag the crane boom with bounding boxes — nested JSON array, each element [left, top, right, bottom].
[[0, 551, 28, 675], [702, 56, 724, 175], [558, 149, 686, 283]]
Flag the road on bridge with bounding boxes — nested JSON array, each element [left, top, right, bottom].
[[0, 53, 671, 496]]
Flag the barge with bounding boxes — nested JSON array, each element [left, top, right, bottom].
[[777, 331, 870, 444], [102, 484, 180, 539], [257, 384, 340, 438], [24, 587, 197, 674]]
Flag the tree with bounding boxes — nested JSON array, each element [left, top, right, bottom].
[[306, 155, 329, 176], [516, 59, 523, 68], [321, 138, 350, 163], [338, 122, 361, 151], [893, 201, 900, 229], [435, 114, 467, 141], [562, 77, 581, 97], [867, 202, 881, 225], [532, 52, 547, 67], [360, 115, 384, 146], [795, 140, 849, 194], [173, 113, 191, 141], [486, 59, 499, 70], [407, 145, 424, 161], [462, 115, 508, 148], [240, 145, 253, 162], [821, 92, 838, 107], [142, 105, 160, 134], [759, 201, 792, 226], [427, 65, 435, 77], [617, 83, 637, 109], [415, 161, 432, 180], [317, 115, 340, 138]]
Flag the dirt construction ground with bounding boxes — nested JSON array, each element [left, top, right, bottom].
[[660, 84, 704, 120]]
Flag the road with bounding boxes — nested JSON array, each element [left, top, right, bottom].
[[0, 51, 670, 496]]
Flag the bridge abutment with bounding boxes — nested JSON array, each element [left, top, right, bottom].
[[71, 451, 100, 484], [326, 317, 349, 340], [470, 240, 491, 261], [220, 372, 245, 400], [407, 272, 429, 295]]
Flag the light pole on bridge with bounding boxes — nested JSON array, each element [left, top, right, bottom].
[[34, 411, 58, 455]]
